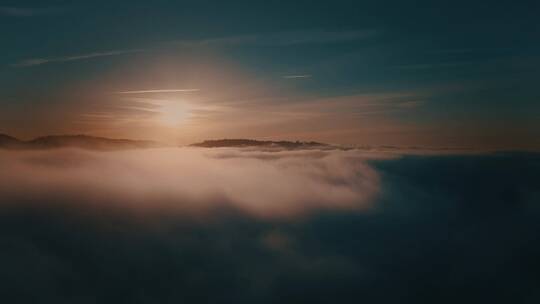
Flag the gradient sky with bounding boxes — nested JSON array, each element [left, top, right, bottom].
[[1, 0, 539, 148]]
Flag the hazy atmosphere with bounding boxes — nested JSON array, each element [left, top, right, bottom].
[[1, 1, 539, 303], [2, 1, 539, 149]]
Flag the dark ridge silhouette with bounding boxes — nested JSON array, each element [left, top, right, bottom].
[[1, 134, 331, 151], [190, 139, 329, 149], [0, 134, 161, 150], [0, 134, 25, 149]]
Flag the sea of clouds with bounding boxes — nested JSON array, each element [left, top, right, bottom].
[[0, 147, 392, 218], [0, 148, 539, 303]]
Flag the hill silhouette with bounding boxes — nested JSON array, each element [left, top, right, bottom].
[[0, 134, 161, 150], [190, 139, 329, 149], [0, 134, 23, 149]]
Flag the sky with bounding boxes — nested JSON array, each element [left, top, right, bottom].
[[1, 0, 539, 149], [1, 148, 539, 303]]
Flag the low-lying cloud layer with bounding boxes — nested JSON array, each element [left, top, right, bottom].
[[0, 148, 384, 218], [0, 151, 539, 303]]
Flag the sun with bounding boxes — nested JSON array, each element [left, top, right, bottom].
[[159, 101, 189, 125]]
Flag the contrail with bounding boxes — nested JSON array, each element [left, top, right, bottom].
[[283, 75, 312, 79], [115, 89, 201, 94], [13, 49, 145, 67]]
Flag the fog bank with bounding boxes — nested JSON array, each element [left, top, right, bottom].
[[0, 148, 385, 218]]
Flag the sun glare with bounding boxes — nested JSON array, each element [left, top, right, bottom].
[[159, 101, 189, 125]]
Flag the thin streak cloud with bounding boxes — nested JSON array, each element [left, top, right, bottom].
[[395, 62, 472, 70], [115, 89, 201, 94], [13, 49, 145, 67], [0, 6, 62, 17], [174, 30, 377, 48], [283, 75, 312, 79]]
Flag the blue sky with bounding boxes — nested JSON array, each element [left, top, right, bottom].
[[0, 0, 538, 148]]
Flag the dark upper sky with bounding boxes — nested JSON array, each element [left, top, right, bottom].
[[1, 0, 539, 148]]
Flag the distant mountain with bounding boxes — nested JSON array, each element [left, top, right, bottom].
[[0, 134, 24, 149], [190, 139, 329, 149], [0, 134, 161, 150], [1, 134, 332, 151]]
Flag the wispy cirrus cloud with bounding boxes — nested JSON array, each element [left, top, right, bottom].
[[174, 29, 377, 48], [12, 49, 145, 67], [115, 89, 201, 94], [0, 6, 63, 17], [283, 75, 312, 79], [395, 62, 473, 70], [12, 29, 374, 67]]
